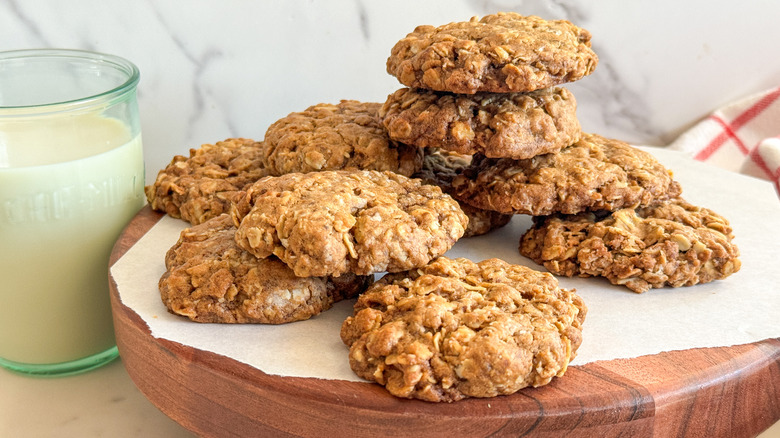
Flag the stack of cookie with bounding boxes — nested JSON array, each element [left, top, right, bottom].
[[380, 12, 595, 236], [381, 12, 740, 294]]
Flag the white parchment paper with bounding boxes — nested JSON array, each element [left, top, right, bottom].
[[111, 148, 780, 382]]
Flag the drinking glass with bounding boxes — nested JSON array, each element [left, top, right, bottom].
[[0, 49, 145, 376]]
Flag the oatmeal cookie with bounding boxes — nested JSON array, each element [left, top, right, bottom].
[[233, 170, 468, 277], [340, 256, 587, 402], [386, 13, 598, 94], [261, 100, 423, 177], [414, 148, 512, 237], [145, 138, 268, 224], [159, 214, 372, 323], [451, 133, 682, 215], [519, 198, 741, 293], [382, 87, 580, 159]]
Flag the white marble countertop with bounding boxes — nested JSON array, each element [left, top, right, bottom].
[[0, 358, 194, 437], [2, 1, 779, 436]]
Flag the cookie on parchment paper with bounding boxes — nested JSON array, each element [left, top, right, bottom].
[[413, 148, 512, 237], [160, 214, 372, 324], [386, 12, 598, 94], [340, 256, 587, 402], [233, 170, 468, 278], [145, 138, 268, 225], [261, 100, 423, 177], [451, 133, 683, 216], [381, 86, 580, 160], [518, 198, 741, 293]]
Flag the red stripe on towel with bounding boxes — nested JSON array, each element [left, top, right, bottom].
[[694, 87, 780, 161]]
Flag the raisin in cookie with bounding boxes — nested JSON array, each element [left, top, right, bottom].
[[519, 198, 741, 293], [145, 138, 268, 224], [382, 87, 580, 159], [160, 214, 372, 323], [233, 170, 468, 277], [414, 148, 512, 237], [340, 256, 586, 402], [451, 133, 682, 216], [261, 100, 423, 177], [386, 13, 598, 94]]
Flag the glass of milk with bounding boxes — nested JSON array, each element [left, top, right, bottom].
[[0, 49, 145, 376]]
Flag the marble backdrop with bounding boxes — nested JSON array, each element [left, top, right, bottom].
[[3, 0, 780, 184]]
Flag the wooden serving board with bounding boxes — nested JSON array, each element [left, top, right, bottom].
[[109, 206, 780, 438]]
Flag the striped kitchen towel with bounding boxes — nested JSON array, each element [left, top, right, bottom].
[[668, 85, 780, 195]]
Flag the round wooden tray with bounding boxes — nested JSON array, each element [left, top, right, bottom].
[[109, 206, 780, 438]]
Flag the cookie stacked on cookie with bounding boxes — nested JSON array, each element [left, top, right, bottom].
[[380, 12, 597, 236], [381, 12, 595, 160], [232, 170, 469, 278], [158, 169, 471, 324], [159, 214, 373, 324]]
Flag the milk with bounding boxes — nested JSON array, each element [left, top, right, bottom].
[[0, 114, 144, 364]]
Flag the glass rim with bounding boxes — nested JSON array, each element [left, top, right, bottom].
[[0, 48, 140, 113]]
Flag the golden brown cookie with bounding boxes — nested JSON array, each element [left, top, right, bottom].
[[386, 13, 598, 94], [518, 198, 741, 293], [413, 148, 512, 237], [261, 100, 423, 176], [340, 256, 587, 402], [381, 87, 581, 159], [160, 214, 372, 323], [451, 133, 683, 216], [145, 138, 268, 224], [233, 170, 468, 277]]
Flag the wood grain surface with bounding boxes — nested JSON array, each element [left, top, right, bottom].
[[109, 206, 780, 438]]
